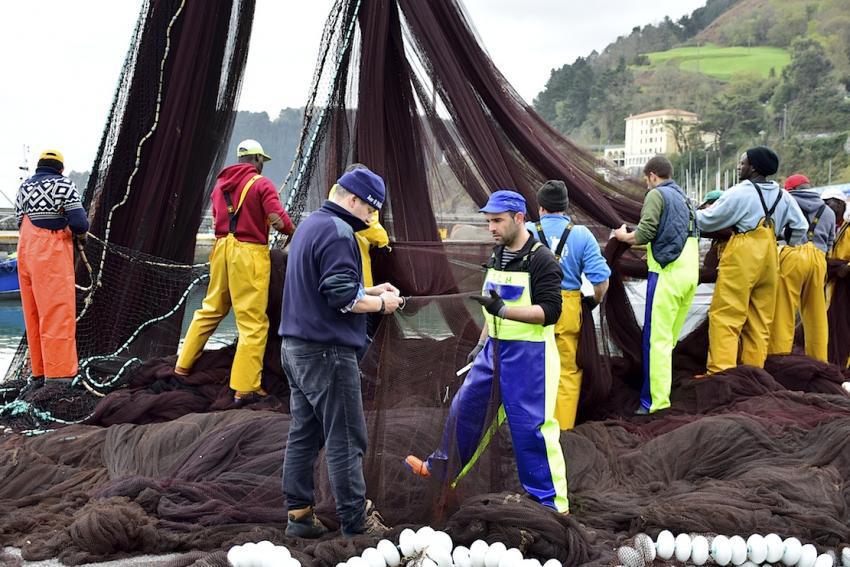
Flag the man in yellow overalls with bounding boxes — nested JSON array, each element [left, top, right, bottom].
[[823, 187, 849, 367], [175, 140, 294, 405], [767, 174, 835, 361], [823, 188, 849, 269], [696, 147, 808, 374], [405, 190, 569, 513]]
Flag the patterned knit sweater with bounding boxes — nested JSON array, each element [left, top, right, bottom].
[[15, 167, 89, 234]]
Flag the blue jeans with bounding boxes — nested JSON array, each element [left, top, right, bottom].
[[281, 337, 367, 535]]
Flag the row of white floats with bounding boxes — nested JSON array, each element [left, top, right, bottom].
[[227, 525, 565, 567], [617, 532, 850, 567]]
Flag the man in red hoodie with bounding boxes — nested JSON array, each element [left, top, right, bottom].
[[176, 139, 294, 405]]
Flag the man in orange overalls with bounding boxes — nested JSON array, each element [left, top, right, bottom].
[[15, 149, 89, 392]]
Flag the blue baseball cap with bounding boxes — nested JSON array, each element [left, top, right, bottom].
[[338, 168, 386, 210], [479, 190, 527, 215]]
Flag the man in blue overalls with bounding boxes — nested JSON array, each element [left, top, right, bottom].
[[405, 190, 569, 513]]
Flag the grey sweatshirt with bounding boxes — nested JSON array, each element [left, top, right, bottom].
[[789, 189, 836, 253]]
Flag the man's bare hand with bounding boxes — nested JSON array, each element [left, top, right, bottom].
[[379, 291, 402, 314]]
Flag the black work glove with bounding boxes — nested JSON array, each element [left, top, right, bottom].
[[470, 289, 506, 318], [467, 341, 485, 364], [581, 295, 599, 310], [838, 263, 850, 278]]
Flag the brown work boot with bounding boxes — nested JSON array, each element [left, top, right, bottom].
[[343, 499, 389, 537], [285, 506, 329, 539]]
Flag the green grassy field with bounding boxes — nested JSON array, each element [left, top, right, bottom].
[[645, 44, 791, 80]]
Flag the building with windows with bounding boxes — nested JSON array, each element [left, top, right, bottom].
[[603, 145, 625, 167], [624, 109, 700, 171]]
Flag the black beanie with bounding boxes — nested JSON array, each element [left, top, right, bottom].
[[746, 146, 779, 176], [537, 180, 569, 213]]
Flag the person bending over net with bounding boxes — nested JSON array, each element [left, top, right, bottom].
[[406, 190, 569, 515], [175, 140, 294, 405]]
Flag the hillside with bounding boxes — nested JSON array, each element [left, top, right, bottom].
[[645, 45, 790, 80], [533, 0, 850, 185]]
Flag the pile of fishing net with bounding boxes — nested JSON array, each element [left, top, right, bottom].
[[2, 0, 850, 564], [1, 353, 849, 565]]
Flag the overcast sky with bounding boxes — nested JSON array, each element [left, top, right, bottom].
[[0, 0, 704, 201]]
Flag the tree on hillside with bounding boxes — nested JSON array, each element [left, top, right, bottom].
[[700, 82, 766, 153], [584, 58, 634, 144], [666, 118, 704, 154], [548, 58, 594, 133], [677, 0, 740, 39], [772, 37, 850, 133], [534, 58, 593, 126]]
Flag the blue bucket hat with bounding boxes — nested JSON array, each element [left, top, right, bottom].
[[338, 168, 386, 210], [479, 190, 527, 215]]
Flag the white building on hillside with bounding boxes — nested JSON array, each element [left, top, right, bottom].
[[624, 109, 701, 171]]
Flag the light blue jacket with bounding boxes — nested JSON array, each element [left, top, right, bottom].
[[696, 180, 808, 244], [526, 214, 611, 291]]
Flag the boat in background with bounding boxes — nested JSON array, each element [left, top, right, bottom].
[[0, 253, 19, 298]]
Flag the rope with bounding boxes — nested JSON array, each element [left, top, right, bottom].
[[74, 239, 97, 292], [272, 0, 363, 248], [77, 272, 210, 389], [80, 0, 187, 320]]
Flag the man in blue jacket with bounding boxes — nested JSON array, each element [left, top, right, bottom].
[[526, 180, 610, 429], [279, 167, 401, 538]]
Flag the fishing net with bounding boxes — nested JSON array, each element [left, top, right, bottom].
[[2, 0, 254, 427], [2, 0, 850, 565]]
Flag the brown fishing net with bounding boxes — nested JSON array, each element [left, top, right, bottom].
[[2, 0, 850, 565]]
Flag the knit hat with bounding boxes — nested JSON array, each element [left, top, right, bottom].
[[537, 180, 569, 213], [746, 146, 779, 176], [337, 168, 386, 210], [784, 174, 810, 191]]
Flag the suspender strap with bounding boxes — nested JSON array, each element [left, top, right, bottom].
[[535, 222, 547, 247], [534, 222, 573, 260], [552, 224, 573, 260], [521, 241, 543, 271], [222, 174, 261, 234], [807, 204, 826, 240], [753, 181, 782, 228]]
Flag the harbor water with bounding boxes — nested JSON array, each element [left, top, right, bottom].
[[0, 286, 239, 378]]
